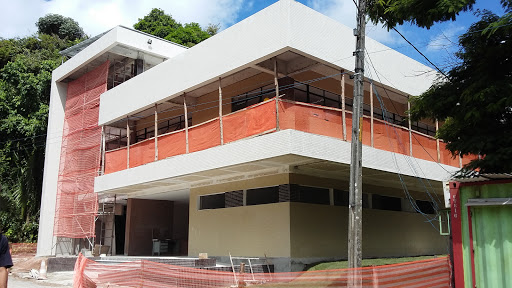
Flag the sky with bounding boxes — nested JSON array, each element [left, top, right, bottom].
[[0, 0, 506, 73]]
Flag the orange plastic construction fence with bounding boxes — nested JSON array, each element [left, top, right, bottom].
[[279, 100, 343, 139], [53, 60, 109, 238], [130, 138, 155, 168], [105, 148, 127, 174], [189, 119, 221, 153], [73, 253, 452, 288], [439, 142, 460, 167], [223, 100, 276, 144], [412, 133, 438, 163], [373, 119, 410, 155], [104, 98, 467, 175], [158, 130, 187, 159]]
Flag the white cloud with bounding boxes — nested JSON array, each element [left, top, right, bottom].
[[306, 0, 397, 44], [426, 25, 465, 52], [0, 0, 245, 39]]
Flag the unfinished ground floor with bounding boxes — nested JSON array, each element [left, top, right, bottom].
[[76, 171, 449, 272]]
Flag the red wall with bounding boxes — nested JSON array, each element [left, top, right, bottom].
[[125, 198, 174, 255]]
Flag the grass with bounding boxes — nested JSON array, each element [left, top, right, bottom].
[[307, 255, 447, 271]]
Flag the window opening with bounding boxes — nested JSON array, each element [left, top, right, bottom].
[[199, 193, 225, 210], [246, 186, 280, 206]]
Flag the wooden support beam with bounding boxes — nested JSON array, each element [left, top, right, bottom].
[[407, 99, 413, 157], [274, 57, 280, 131], [370, 82, 374, 147], [100, 126, 105, 175], [436, 120, 440, 162], [154, 104, 158, 161], [219, 77, 224, 145], [342, 72, 347, 141], [251, 64, 286, 78], [184, 94, 189, 153], [126, 118, 130, 169]]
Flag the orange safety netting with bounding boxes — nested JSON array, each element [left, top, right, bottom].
[[73, 253, 452, 288], [53, 61, 109, 238], [439, 142, 460, 167], [104, 98, 466, 175], [279, 100, 343, 139], [373, 119, 410, 155], [104, 148, 127, 174], [159, 130, 187, 159], [130, 138, 155, 168], [412, 133, 438, 163], [223, 100, 276, 143], [188, 119, 221, 153]]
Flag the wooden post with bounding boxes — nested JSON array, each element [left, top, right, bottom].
[[370, 82, 374, 147], [436, 119, 440, 162], [154, 104, 158, 161], [407, 98, 413, 157], [184, 94, 189, 153], [341, 72, 347, 141], [274, 57, 280, 131], [126, 117, 130, 169], [101, 126, 106, 175], [219, 77, 224, 145]]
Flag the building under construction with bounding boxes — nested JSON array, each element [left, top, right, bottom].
[[37, 0, 471, 272]]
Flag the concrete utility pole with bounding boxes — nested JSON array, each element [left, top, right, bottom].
[[348, 0, 366, 280]]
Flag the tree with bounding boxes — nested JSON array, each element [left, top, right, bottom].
[[134, 8, 217, 47], [0, 20, 85, 241], [366, 0, 512, 173], [409, 11, 512, 173], [36, 14, 86, 41], [367, 0, 476, 29]]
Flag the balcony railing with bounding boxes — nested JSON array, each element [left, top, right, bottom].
[[102, 98, 475, 175]]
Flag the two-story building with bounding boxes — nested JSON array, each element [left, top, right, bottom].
[[37, 0, 469, 271]]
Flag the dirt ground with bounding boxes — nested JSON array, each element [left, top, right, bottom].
[[8, 271, 74, 288], [8, 251, 74, 287]]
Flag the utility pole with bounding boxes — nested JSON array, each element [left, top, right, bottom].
[[348, 0, 366, 284]]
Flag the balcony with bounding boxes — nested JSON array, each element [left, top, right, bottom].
[[101, 94, 474, 175]]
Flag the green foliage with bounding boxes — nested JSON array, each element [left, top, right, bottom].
[[0, 19, 84, 242], [36, 14, 86, 41], [134, 8, 216, 47], [206, 23, 221, 36], [484, 0, 512, 34], [367, 0, 476, 29], [165, 23, 212, 47], [409, 11, 512, 173], [134, 8, 181, 38]]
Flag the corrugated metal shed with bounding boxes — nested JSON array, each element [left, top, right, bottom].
[[455, 173, 512, 183]]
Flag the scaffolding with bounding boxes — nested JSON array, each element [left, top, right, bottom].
[[53, 60, 110, 245]]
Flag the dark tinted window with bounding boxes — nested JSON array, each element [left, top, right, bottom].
[[372, 194, 401, 211], [416, 200, 436, 214], [334, 189, 349, 206], [291, 186, 330, 205], [200, 193, 225, 210], [246, 186, 279, 206]]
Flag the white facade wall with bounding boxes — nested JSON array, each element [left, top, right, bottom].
[[98, 0, 435, 126], [37, 27, 186, 256]]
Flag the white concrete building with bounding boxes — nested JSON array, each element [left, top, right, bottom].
[[38, 0, 462, 271]]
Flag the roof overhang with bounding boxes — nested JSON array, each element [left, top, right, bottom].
[[52, 26, 187, 83], [98, 0, 436, 126]]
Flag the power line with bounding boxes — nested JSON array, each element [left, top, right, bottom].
[[391, 27, 450, 80]]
